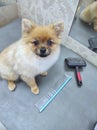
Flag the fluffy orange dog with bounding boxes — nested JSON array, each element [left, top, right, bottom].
[[0, 19, 64, 94]]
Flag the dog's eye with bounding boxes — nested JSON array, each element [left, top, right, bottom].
[[32, 40, 39, 46], [47, 39, 54, 46]]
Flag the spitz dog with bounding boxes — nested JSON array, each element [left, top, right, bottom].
[[80, 1, 97, 31], [0, 19, 64, 94]]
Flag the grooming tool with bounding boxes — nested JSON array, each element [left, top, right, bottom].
[[65, 58, 86, 86], [88, 36, 97, 53], [35, 74, 72, 112]]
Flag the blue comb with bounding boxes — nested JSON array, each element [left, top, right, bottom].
[[35, 74, 72, 112]]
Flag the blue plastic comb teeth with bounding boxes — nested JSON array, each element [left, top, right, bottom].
[[35, 74, 72, 112]]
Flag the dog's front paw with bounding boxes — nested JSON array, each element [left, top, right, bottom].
[[8, 80, 16, 91], [31, 86, 39, 95], [40, 72, 48, 76]]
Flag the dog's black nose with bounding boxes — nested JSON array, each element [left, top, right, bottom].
[[40, 47, 46, 54]]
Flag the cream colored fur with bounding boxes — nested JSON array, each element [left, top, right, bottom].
[[0, 40, 60, 79]]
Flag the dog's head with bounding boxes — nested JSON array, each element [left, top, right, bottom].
[[22, 19, 64, 57]]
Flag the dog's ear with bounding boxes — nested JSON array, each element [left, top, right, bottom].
[[22, 19, 36, 33], [52, 22, 64, 37]]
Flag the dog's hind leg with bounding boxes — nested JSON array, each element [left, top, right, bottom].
[[1, 72, 19, 91], [8, 80, 16, 91]]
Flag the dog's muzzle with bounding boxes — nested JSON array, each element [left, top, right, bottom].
[[35, 47, 50, 57]]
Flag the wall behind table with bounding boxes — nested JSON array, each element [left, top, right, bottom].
[[17, 0, 78, 34]]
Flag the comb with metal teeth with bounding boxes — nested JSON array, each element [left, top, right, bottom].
[[35, 74, 72, 112]]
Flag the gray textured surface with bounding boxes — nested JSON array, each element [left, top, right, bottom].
[[0, 19, 97, 130]]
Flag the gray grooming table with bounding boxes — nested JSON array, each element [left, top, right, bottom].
[[0, 19, 97, 130]]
